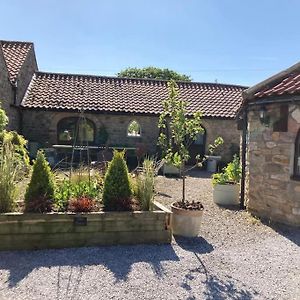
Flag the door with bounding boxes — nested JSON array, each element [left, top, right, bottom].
[[188, 130, 206, 165]]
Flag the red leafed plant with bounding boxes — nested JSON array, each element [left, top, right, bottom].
[[68, 196, 96, 213]]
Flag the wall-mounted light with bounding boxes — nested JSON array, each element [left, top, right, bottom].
[[259, 106, 270, 126]]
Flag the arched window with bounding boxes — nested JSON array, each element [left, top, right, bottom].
[[294, 129, 300, 179], [127, 120, 141, 137], [57, 117, 95, 144]]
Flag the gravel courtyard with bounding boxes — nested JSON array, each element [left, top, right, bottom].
[[0, 171, 299, 300]]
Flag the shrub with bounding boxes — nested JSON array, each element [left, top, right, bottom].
[[0, 141, 20, 212], [54, 177, 101, 212], [102, 150, 132, 211], [25, 150, 55, 212], [0, 103, 8, 132], [212, 155, 241, 186], [136, 158, 155, 211], [0, 105, 29, 171], [68, 196, 96, 213]]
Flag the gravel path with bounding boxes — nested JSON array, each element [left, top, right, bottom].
[[0, 171, 299, 300]]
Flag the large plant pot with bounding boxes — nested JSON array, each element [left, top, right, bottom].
[[213, 184, 240, 205], [171, 204, 203, 237]]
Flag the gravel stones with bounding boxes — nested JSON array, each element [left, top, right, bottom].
[[0, 171, 299, 300]]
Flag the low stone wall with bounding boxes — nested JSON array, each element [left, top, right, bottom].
[[246, 104, 300, 226], [0, 202, 172, 251]]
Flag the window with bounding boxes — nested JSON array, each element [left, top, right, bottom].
[[194, 132, 205, 145], [294, 129, 300, 179], [127, 120, 141, 137], [57, 117, 95, 144]]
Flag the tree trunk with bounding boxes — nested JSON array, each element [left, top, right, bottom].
[[182, 165, 186, 203]]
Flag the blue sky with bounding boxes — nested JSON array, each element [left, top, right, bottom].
[[1, 0, 299, 86]]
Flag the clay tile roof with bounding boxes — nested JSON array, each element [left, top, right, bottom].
[[21, 72, 246, 118], [0, 40, 33, 84], [243, 61, 300, 101]]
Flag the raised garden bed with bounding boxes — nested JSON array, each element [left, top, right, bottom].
[[0, 201, 172, 251]]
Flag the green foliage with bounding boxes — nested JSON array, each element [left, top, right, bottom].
[[0, 141, 21, 212], [25, 150, 55, 212], [136, 158, 155, 211], [102, 150, 132, 211], [54, 177, 101, 212], [212, 155, 241, 186], [117, 67, 191, 82], [0, 103, 8, 132], [0, 130, 30, 169], [128, 120, 140, 136], [158, 80, 205, 168], [0, 105, 30, 170], [158, 80, 223, 202]]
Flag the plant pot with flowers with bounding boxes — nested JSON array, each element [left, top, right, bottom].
[[212, 155, 241, 206], [158, 80, 223, 237]]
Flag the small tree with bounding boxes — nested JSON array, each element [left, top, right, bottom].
[[102, 150, 132, 211], [158, 80, 223, 204], [25, 150, 55, 212]]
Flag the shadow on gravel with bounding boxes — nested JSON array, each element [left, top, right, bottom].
[[182, 251, 260, 300], [175, 236, 260, 299], [173, 236, 214, 254], [0, 244, 179, 287]]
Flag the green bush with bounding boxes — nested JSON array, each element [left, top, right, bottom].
[[0, 103, 8, 132], [0, 141, 20, 212], [25, 150, 55, 212], [54, 178, 102, 212], [136, 159, 155, 211], [102, 150, 132, 211], [0, 104, 29, 170], [0, 130, 30, 169], [212, 155, 241, 186]]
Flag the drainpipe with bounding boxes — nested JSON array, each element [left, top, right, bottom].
[[240, 107, 248, 209]]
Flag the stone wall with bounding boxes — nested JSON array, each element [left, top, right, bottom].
[[21, 109, 240, 160], [15, 47, 38, 105], [246, 103, 300, 226], [0, 48, 16, 130], [0, 47, 38, 131], [202, 118, 240, 162]]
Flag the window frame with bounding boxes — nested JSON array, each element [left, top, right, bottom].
[[127, 120, 142, 138], [57, 117, 96, 145], [292, 129, 300, 180]]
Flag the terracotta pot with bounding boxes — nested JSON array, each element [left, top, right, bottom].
[[213, 184, 240, 205], [171, 203, 204, 237]]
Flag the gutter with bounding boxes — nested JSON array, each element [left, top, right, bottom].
[[240, 107, 248, 209]]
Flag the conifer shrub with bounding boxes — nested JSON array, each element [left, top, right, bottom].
[[102, 150, 132, 211], [25, 150, 55, 212]]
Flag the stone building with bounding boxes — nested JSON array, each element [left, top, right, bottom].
[[241, 62, 300, 226], [0, 40, 246, 163], [0, 40, 38, 131]]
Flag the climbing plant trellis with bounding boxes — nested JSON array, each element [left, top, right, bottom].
[[69, 108, 91, 183]]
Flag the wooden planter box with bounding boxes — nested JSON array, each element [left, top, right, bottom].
[[0, 202, 172, 251]]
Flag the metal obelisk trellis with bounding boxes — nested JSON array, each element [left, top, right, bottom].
[[69, 108, 91, 184]]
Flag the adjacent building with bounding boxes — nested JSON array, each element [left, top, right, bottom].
[[0, 39, 245, 163], [241, 62, 300, 226]]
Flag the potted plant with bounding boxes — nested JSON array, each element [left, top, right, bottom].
[[212, 155, 241, 206], [158, 80, 223, 237]]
